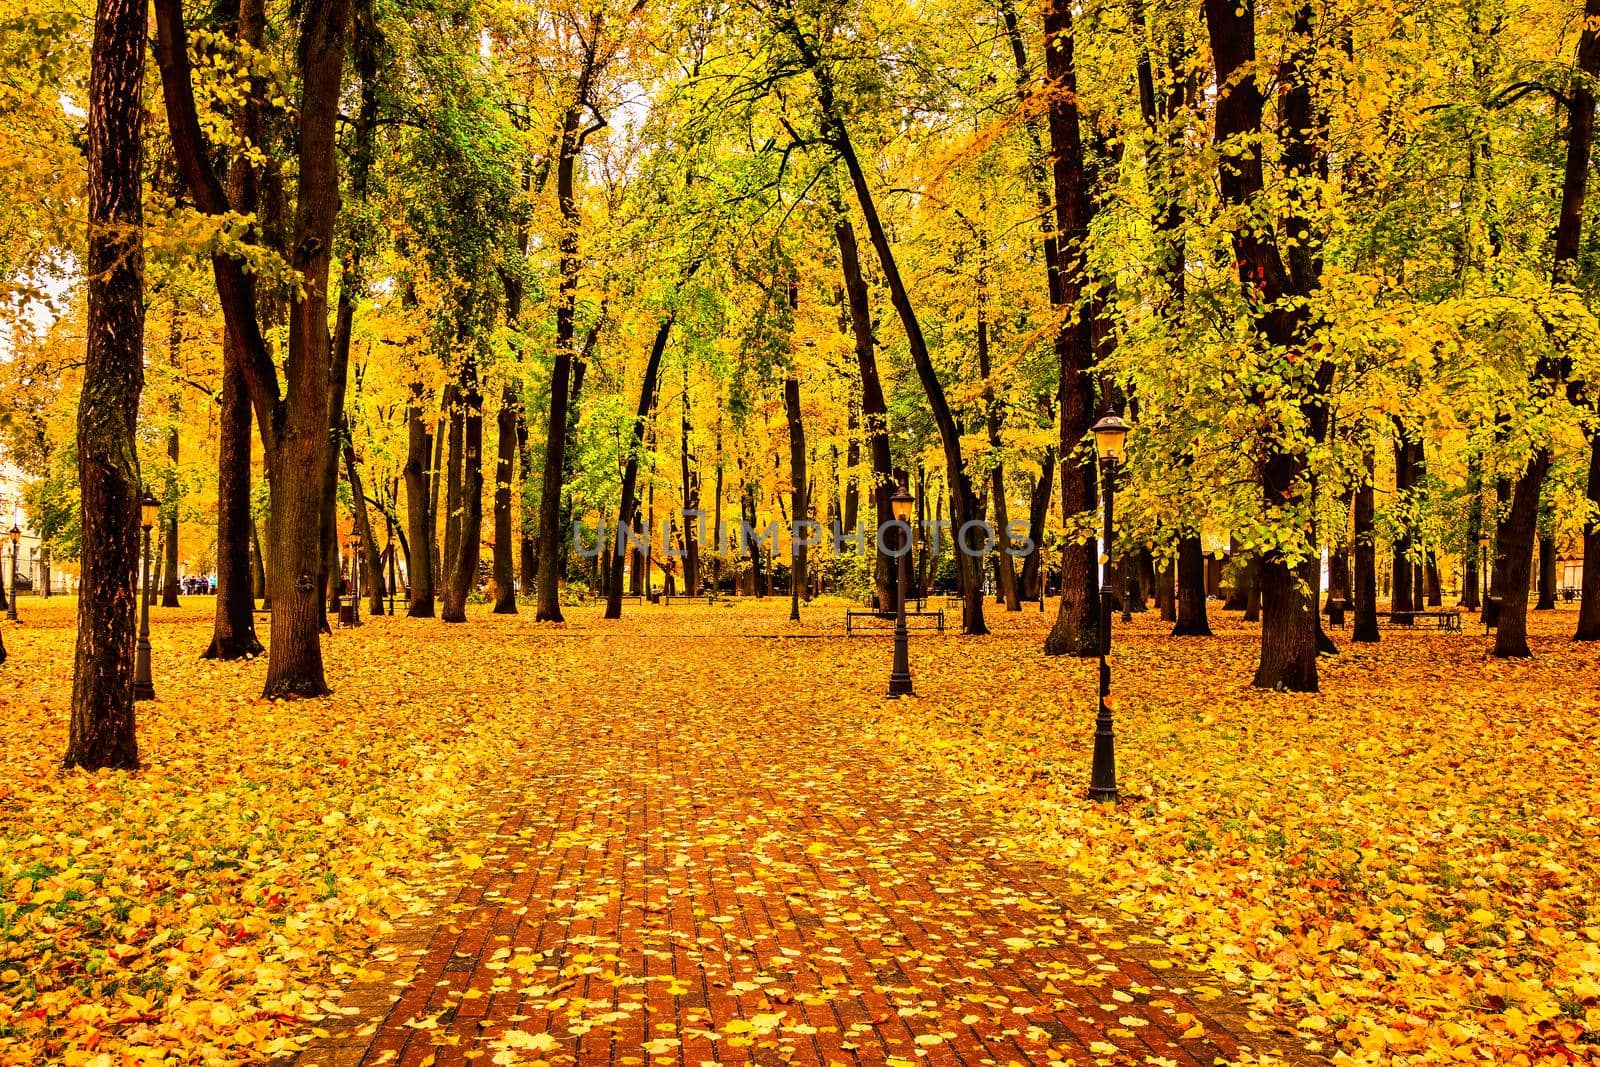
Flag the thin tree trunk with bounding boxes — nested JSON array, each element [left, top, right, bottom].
[[442, 383, 463, 597], [66, 0, 145, 769], [1577, 434, 1600, 638], [442, 360, 483, 623], [492, 385, 518, 613], [835, 213, 896, 612], [607, 315, 677, 619], [681, 364, 700, 596], [161, 312, 181, 608], [1352, 450, 1380, 642], [1536, 533, 1557, 610], [403, 381, 435, 617], [785, 373, 807, 621], [204, 355, 263, 657], [344, 437, 384, 615], [517, 413, 536, 599], [1462, 458, 1482, 610]]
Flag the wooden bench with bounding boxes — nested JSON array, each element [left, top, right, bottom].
[[845, 609, 946, 635], [1381, 610, 1461, 631], [661, 592, 718, 605]]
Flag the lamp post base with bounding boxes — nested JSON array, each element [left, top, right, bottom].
[[887, 672, 914, 699], [134, 641, 155, 702]]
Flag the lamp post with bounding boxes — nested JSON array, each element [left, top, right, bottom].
[[887, 486, 915, 698], [134, 491, 158, 701], [1089, 414, 1130, 803], [348, 532, 362, 627], [6, 525, 19, 623]]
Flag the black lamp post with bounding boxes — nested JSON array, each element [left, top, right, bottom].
[[5, 525, 19, 623], [1089, 414, 1130, 803], [887, 486, 915, 698], [135, 491, 158, 701], [348, 532, 362, 627]]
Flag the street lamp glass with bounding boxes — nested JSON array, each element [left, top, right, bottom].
[[7, 524, 18, 547], [1091, 414, 1131, 460], [139, 493, 159, 531], [889, 488, 914, 524]]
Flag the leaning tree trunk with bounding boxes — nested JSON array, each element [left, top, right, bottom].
[[606, 315, 677, 619], [797, 46, 984, 634], [492, 385, 518, 613], [403, 381, 436, 617], [1021, 451, 1054, 601], [65, 0, 145, 770], [442, 361, 483, 623], [344, 437, 384, 616], [835, 213, 896, 611], [203, 356, 263, 658]]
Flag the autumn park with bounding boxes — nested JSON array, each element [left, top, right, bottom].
[[6, 0, 1600, 1061]]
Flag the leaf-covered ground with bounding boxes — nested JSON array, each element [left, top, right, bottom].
[[858, 605, 1600, 1065], [0, 596, 1596, 1065]]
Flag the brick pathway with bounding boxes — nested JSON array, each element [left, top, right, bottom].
[[297, 629, 1318, 1066]]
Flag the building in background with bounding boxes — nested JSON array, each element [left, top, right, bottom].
[[0, 444, 72, 596]]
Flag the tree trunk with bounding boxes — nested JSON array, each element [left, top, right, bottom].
[[403, 381, 436, 617], [834, 213, 896, 612], [1173, 534, 1210, 636], [1391, 430, 1417, 617], [793, 44, 982, 634], [1497, 0, 1600, 646], [517, 414, 537, 600], [1495, 453, 1549, 656], [344, 437, 384, 616], [1462, 458, 1482, 610], [607, 315, 677, 619], [1020, 452, 1053, 601], [1205, 0, 1323, 690], [1326, 538, 1350, 629], [785, 374, 807, 621], [680, 364, 700, 596], [251, 517, 268, 607], [161, 336, 181, 608], [204, 355, 263, 658], [1577, 434, 1600, 638], [1039, 0, 1100, 656], [442, 384, 463, 598], [66, 0, 145, 770], [1535, 533, 1557, 610], [442, 361, 483, 623], [492, 386, 518, 613], [153, 0, 350, 698]]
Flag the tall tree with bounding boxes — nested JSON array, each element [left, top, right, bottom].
[[154, 0, 352, 697], [65, 0, 145, 770]]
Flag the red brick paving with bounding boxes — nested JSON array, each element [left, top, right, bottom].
[[296, 629, 1318, 1066]]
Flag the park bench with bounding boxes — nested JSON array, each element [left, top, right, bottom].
[[845, 608, 946, 635], [1381, 609, 1461, 631], [661, 591, 718, 604]]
